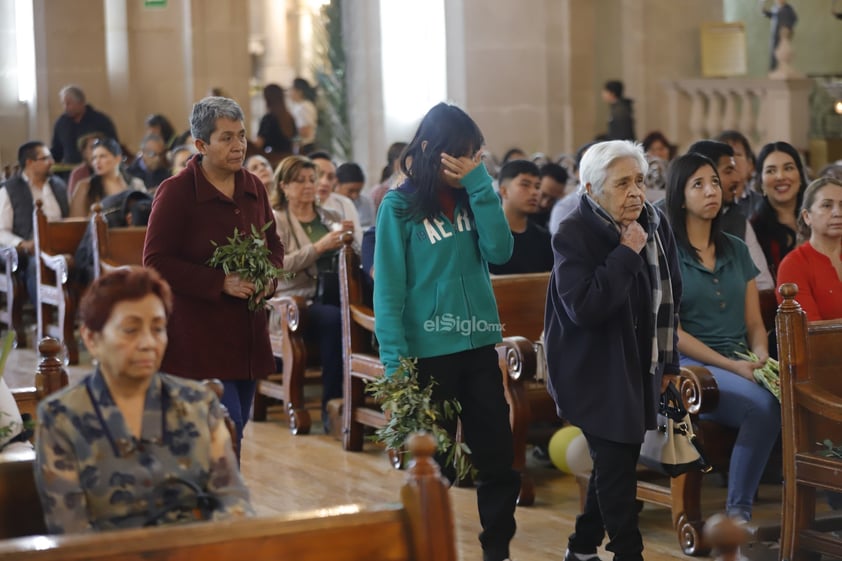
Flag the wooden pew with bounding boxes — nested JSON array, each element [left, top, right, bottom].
[[9, 337, 68, 422], [3, 337, 68, 539], [252, 295, 322, 435], [33, 200, 88, 365], [0, 246, 26, 347], [776, 283, 842, 561], [91, 205, 147, 278], [253, 233, 356, 435], [340, 234, 555, 505], [0, 433, 458, 561], [490, 272, 559, 507], [572, 290, 781, 555]]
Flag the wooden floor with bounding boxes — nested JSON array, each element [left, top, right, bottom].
[[4, 343, 788, 561]]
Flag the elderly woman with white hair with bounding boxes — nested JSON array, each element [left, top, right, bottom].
[[544, 140, 682, 561]]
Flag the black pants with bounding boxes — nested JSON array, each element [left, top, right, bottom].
[[303, 302, 343, 411], [417, 345, 520, 561], [570, 432, 643, 561]]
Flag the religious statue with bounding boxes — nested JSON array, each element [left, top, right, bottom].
[[761, 0, 798, 71]]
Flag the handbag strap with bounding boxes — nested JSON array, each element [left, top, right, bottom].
[[659, 382, 688, 421]]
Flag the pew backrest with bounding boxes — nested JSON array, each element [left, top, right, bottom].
[[491, 272, 550, 342], [91, 208, 146, 278]]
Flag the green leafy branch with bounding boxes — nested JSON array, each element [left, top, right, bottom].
[[818, 439, 842, 459], [0, 411, 34, 443], [366, 357, 473, 481], [207, 222, 290, 311], [735, 348, 780, 402]]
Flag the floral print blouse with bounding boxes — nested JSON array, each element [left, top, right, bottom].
[[34, 370, 253, 534]]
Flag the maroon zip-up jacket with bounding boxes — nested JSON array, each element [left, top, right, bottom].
[[143, 155, 284, 381]]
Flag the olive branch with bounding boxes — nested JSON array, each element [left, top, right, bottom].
[[207, 222, 291, 311], [365, 357, 473, 481]]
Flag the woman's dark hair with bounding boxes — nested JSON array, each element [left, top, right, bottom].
[[754, 141, 808, 220], [501, 147, 527, 164], [797, 176, 842, 241], [399, 103, 484, 222], [80, 266, 173, 332], [88, 138, 128, 207], [641, 131, 676, 160], [380, 142, 407, 183], [263, 83, 296, 139], [664, 152, 728, 263], [292, 77, 317, 102], [144, 114, 176, 146]]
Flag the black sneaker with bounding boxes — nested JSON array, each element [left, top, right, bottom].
[[563, 549, 602, 561]]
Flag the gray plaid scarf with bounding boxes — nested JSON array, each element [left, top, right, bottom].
[[585, 197, 677, 376], [642, 202, 676, 377]]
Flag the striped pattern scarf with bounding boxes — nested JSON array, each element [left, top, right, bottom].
[[642, 202, 676, 377], [584, 197, 677, 376]]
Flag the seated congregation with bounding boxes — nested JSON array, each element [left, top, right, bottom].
[[3, 81, 842, 561]]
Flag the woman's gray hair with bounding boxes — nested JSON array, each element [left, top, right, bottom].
[[190, 96, 245, 143], [579, 140, 648, 195]]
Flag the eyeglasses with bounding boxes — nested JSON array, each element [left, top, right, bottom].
[[33, 155, 54, 162], [143, 151, 165, 158]]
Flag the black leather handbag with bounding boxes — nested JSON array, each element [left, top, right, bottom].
[[639, 382, 711, 477]]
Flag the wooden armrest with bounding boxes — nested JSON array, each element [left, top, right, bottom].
[[497, 336, 538, 382], [795, 382, 842, 422], [268, 295, 310, 333], [40, 253, 74, 283], [677, 365, 719, 415], [10, 387, 37, 402], [349, 304, 375, 332]]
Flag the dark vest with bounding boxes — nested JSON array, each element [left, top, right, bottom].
[[720, 204, 747, 240], [3, 175, 70, 241]]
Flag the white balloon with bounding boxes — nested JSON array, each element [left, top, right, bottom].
[[566, 434, 593, 475]]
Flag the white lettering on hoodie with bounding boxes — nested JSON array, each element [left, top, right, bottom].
[[422, 210, 473, 244]]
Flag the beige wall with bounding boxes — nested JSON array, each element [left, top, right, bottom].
[[0, 1, 27, 168], [0, 0, 250, 167], [443, 0, 721, 158], [1, 0, 835, 179]]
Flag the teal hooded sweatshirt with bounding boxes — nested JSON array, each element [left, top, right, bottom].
[[373, 163, 514, 376]]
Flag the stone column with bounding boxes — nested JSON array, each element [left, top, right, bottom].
[[759, 78, 813, 152], [33, 0, 111, 144], [343, 0, 385, 184]]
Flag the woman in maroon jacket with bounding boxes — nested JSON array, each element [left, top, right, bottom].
[[143, 96, 284, 455]]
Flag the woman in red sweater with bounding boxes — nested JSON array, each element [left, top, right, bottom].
[[776, 177, 842, 320]]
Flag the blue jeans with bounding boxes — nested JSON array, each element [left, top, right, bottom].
[[220, 380, 257, 460], [681, 356, 781, 520]]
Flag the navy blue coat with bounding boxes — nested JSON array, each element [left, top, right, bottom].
[[544, 196, 681, 443]]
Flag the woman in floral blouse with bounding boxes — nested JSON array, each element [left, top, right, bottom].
[[34, 267, 253, 534]]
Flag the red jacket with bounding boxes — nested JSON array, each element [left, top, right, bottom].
[[776, 241, 842, 322], [143, 155, 284, 381]]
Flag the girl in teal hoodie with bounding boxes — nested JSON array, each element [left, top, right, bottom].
[[374, 103, 519, 561]]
